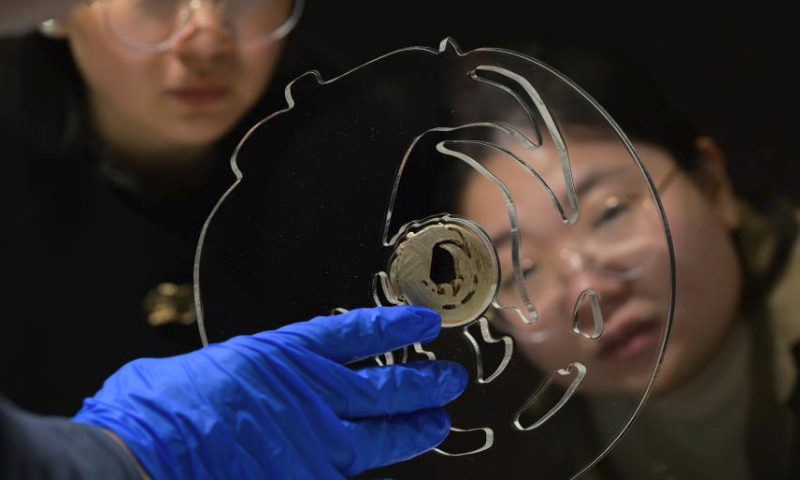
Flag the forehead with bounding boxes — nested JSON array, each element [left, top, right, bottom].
[[456, 138, 675, 242]]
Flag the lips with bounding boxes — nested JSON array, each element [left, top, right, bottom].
[[596, 315, 661, 361], [168, 83, 230, 106]]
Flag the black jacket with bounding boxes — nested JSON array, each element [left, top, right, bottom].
[[0, 396, 141, 479], [0, 31, 338, 416]]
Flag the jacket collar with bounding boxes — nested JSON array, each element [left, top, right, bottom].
[[736, 199, 800, 403]]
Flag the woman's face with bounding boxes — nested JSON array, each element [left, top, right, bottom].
[[457, 137, 742, 397], [61, 1, 287, 160]]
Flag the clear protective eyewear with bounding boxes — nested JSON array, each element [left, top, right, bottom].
[[497, 166, 678, 312], [88, 0, 304, 52]]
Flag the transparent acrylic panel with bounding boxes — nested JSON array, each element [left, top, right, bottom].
[[194, 38, 675, 480]]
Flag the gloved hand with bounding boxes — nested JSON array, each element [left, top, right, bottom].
[[73, 306, 467, 480]]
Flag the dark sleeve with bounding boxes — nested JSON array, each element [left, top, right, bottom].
[[0, 396, 143, 480]]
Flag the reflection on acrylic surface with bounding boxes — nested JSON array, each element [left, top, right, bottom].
[[194, 38, 674, 479]]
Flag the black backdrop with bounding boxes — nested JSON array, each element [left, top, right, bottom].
[[291, 2, 799, 201]]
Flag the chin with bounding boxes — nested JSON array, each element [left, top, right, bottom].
[[169, 125, 234, 149], [645, 353, 688, 398], [171, 112, 242, 145]]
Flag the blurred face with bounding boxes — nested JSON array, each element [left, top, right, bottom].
[[457, 138, 742, 397], [61, 1, 288, 162]]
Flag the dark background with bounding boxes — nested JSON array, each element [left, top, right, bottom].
[[294, 3, 799, 201]]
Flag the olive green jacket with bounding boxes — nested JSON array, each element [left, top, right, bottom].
[[587, 200, 799, 480], [735, 200, 799, 478]]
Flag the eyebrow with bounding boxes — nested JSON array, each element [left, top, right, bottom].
[[487, 165, 632, 247]]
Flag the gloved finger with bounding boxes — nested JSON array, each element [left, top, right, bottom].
[[338, 408, 451, 475], [269, 306, 442, 363], [294, 360, 468, 419]]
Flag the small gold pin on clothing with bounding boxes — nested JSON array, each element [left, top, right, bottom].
[[143, 282, 197, 327]]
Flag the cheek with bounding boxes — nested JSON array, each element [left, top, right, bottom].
[[68, 22, 158, 106], [656, 186, 742, 386], [235, 43, 283, 100], [666, 190, 741, 315], [495, 310, 582, 374]]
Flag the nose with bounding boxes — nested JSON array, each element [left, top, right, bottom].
[[555, 246, 629, 329], [188, 0, 227, 31], [559, 246, 627, 290], [171, 1, 234, 61]]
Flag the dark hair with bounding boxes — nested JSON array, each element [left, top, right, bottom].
[[0, 33, 88, 158], [429, 39, 704, 216], [451, 39, 702, 172]]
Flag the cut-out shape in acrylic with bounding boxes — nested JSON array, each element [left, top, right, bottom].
[[463, 317, 513, 384], [572, 290, 604, 340], [513, 362, 587, 431], [434, 426, 494, 457]]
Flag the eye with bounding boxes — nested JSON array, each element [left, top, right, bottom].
[[133, 0, 181, 16], [591, 196, 635, 229], [500, 260, 538, 291]]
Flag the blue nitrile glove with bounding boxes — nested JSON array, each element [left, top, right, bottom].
[[72, 306, 467, 480]]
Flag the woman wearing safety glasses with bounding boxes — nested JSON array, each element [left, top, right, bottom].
[[452, 42, 799, 480], [0, 4, 469, 480], [0, 0, 318, 415]]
